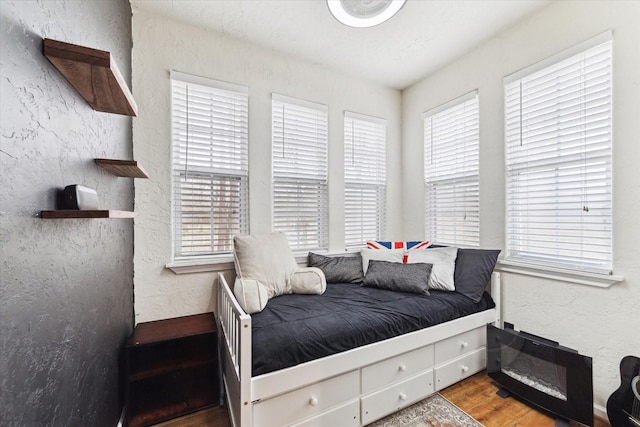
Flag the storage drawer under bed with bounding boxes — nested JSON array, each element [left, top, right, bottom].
[[361, 344, 433, 394], [434, 347, 486, 391], [361, 369, 434, 425], [252, 370, 359, 427], [289, 399, 360, 427], [434, 326, 486, 365]]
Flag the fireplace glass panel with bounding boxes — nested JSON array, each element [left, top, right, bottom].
[[487, 324, 594, 427], [500, 344, 567, 401]]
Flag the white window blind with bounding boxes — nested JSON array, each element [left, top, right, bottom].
[[344, 112, 386, 248], [171, 71, 248, 259], [505, 34, 613, 274], [423, 92, 480, 247], [272, 94, 328, 251]]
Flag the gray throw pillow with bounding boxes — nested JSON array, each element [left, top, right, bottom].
[[362, 260, 432, 295], [454, 248, 501, 302], [308, 252, 364, 284]]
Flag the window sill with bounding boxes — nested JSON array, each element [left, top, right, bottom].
[[293, 249, 361, 263], [496, 259, 623, 288], [166, 256, 234, 274], [168, 250, 361, 274]]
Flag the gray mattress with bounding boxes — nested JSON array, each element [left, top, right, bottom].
[[250, 282, 495, 376]]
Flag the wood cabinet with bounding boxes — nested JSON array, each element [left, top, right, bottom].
[[125, 313, 219, 427]]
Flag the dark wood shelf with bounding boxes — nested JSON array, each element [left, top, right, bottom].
[[125, 313, 219, 427], [41, 210, 136, 219], [127, 365, 217, 427], [127, 333, 216, 382], [95, 158, 148, 178], [128, 357, 216, 382], [128, 313, 216, 346], [43, 38, 137, 116]]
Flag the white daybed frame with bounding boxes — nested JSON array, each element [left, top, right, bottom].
[[217, 271, 501, 427]]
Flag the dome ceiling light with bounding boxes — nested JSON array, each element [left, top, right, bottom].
[[327, 0, 406, 28]]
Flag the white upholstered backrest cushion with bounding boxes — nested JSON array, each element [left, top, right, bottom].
[[233, 278, 269, 314], [406, 246, 458, 291], [289, 267, 327, 295], [233, 232, 298, 298]]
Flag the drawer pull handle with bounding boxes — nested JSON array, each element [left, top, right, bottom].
[[399, 392, 407, 401], [398, 364, 407, 372], [309, 396, 319, 406], [460, 341, 468, 348], [461, 365, 469, 373]]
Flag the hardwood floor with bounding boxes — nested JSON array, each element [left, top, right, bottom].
[[153, 371, 610, 427], [152, 405, 230, 427], [440, 372, 610, 427]]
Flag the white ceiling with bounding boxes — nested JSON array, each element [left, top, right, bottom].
[[131, 0, 551, 90]]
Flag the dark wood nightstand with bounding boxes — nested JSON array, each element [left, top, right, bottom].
[[125, 313, 219, 427]]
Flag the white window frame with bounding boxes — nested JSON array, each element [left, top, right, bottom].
[[423, 91, 480, 247], [169, 71, 249, 269], [272, 94, 329, 252], [344, 111, 387, 249], [503, 31, 621, 286]]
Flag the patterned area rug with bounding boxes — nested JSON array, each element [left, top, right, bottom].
[[367, 393, 483, 427]]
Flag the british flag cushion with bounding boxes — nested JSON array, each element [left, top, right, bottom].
[[366, 241, 432, 250]]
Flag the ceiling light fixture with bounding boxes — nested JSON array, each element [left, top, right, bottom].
[[327, 0, 406, 28]]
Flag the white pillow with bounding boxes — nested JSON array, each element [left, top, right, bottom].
[[406, 247, 458, 291], [233, 232, 298, 298], [361, 248, 405, 274], [289, 267, 327, 295], [233, 278, 268, 314]]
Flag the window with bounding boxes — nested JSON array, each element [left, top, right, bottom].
[[423, 91, 480, 247], [171, 71, 248, 259], [272, 94, 328, 251], [505, 33, 612, 274], [344, 112, 386, 248]]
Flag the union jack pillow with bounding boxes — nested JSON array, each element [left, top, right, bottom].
[[366, 241, 432, 250]]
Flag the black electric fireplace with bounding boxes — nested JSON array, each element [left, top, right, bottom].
[[487, 324, 593, 426]]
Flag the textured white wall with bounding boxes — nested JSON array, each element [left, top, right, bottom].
[[131, 10, 402, 323], [402, 0, 640, 413]]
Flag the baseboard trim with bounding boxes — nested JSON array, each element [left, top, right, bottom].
[[116, 406, 125, 427], [594, 402, 609, 424]]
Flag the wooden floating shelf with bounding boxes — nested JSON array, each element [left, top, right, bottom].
[[41, 210, 137, 219], [43, 38, 138, 116], [95, 158, 149, 178]]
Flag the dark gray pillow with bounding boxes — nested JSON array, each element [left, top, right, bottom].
[[308, 252, 364, 284], [454, 248, 501, 302], [362, 260, 432, 295]]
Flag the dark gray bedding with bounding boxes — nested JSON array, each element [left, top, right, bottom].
[[251, 283, 495, 376]]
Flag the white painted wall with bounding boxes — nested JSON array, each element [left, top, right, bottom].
[[131, 10, 402, 323], [402, 0, 640, 412], [133, 0, 639, 413]]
